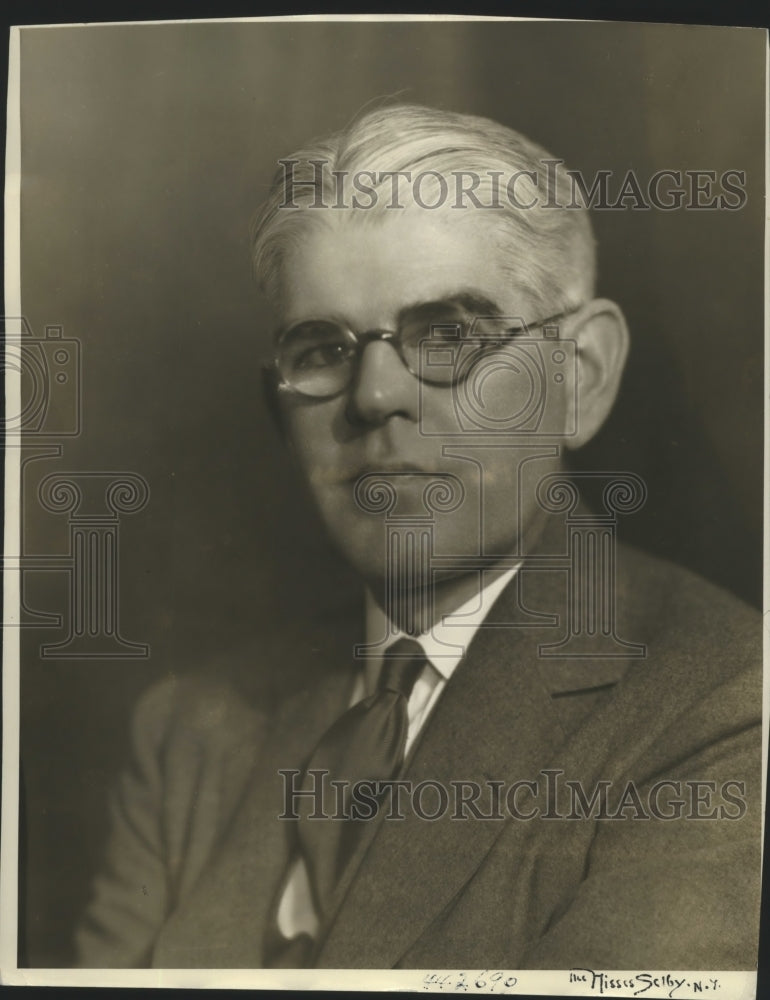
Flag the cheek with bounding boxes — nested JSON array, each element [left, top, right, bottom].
[[443, 347, 571, 437], [285, 404, 341, 474], [466, 357, 543, 429], [282, 408, 354, 526], [418, 360, 537, 438]]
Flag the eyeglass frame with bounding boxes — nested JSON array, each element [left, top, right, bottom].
[[265, 303, 584, 401]]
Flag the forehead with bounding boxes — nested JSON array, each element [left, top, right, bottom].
[[277, 211, 535, 327]]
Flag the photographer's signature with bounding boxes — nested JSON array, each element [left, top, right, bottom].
[[569, 969, 721, 997]]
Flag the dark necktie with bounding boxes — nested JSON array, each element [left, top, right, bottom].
[[298, 636, 427, 926]]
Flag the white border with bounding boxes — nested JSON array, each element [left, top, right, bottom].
[[1, 22, 22, 985], [0, 968, 760, 996]]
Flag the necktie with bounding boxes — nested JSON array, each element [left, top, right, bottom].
[[298, 637, 426, 927]]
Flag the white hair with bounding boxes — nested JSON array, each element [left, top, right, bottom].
[[251, 103, 596, 315]]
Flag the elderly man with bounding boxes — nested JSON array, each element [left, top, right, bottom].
[[76, 104, 761, 971]]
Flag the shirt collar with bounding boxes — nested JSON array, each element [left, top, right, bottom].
[[363, 565, 520, 691]]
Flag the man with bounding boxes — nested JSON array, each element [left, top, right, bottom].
[[75, 104, 762, 970]]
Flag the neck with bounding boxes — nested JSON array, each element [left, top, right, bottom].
[[370, 565, 508, 637], [368, 507, 552, 635]]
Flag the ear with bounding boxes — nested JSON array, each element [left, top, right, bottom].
[[564, 298, 629, 450]]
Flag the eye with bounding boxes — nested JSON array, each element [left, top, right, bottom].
[[281, 321, 355, 372], [294, 341, 352, 370]]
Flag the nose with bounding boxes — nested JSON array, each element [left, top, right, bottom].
[[346, 339, 419, 426]]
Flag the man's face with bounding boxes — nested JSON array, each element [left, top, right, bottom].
[[275, 211, 570, 590]]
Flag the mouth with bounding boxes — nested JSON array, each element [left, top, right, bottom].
[[344, 463, 438, 482]]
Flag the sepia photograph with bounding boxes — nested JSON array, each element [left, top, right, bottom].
[[1, 14, 767, 995]]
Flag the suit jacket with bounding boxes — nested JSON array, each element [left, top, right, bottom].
[[75, 525, 762, 970]]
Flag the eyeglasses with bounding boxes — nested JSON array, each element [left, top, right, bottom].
[[271, 301, 581, 400]]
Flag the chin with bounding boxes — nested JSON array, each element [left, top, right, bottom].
[[328, 523, 430, 590], [324, 516, 387, 574]]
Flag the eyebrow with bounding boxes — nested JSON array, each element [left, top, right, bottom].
[[276, 289, 506, 343], [396, 290, 504, 325]]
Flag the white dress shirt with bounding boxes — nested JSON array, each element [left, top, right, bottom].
[[276, 566, 519, 941]]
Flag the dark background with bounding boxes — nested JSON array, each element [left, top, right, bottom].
[[14, 20, 765, 965]]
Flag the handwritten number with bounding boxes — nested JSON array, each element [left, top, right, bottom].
[[421, 970, 518, 993]]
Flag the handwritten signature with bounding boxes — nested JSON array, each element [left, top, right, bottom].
[[569, 969, 721, 998]]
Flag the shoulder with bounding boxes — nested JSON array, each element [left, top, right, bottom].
[[127, 671, 268, 775], [119, 673, 273, 872], [127, 652, 352, 770], [588, 545, 762, 778], [616, 543, 761, 669]]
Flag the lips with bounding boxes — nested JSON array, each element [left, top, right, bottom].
[[344, 463, 439, 482]]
